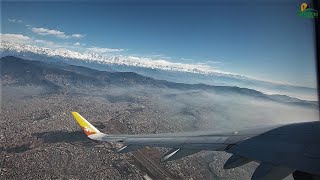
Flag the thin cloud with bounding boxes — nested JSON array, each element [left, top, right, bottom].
[[0, 33, 31, 43], [0, 33, 56, 47], [206, 60, 222, 64], [31, 27, 84, 39], [8, 19, 16, 22], [8, 18, 23, 23], [1, 33, 81, 50], [32, 27, 67, 38], [71, 34, 85, 38], [87, 46, 125, 53], [34, 39, 55, 45]]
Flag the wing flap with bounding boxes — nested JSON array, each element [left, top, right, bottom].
[[161, 148, 201, 162], [117, 145, 144, 153]]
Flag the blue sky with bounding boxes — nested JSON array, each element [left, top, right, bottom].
[[1, 0, 317, 87]]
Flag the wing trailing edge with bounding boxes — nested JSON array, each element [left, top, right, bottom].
[[117, 145, 144, 153]]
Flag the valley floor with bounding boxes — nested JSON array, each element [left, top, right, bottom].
[[0, 84, 260, 180]]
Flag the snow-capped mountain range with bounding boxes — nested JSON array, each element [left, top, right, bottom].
[[1, 40, 317, 101], [1, 41, 240, 77]]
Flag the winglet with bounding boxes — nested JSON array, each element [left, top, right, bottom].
[[71, 112, 101, 136]]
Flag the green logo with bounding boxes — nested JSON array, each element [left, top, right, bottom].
[[298, 2, 318, 18]]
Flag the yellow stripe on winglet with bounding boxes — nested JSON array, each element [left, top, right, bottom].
[[71, 112, 100, 136]]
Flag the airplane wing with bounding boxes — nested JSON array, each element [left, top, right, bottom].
[[71, 112, 320, 180]]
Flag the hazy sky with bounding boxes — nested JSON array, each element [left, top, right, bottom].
[[1, 0, 317, 87]]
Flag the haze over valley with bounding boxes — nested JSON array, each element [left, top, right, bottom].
[[1, 56, 318, 179]]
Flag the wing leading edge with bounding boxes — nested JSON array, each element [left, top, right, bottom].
[[71, 112, 320, 179]]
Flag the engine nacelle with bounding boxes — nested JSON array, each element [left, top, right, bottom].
[[293, 171, 320, 180]]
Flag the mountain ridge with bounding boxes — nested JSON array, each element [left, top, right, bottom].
[[1, 41, 315, 91], [1, 56, 318, 108]]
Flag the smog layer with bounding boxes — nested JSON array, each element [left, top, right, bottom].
[[1, 56, 318, 179]]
